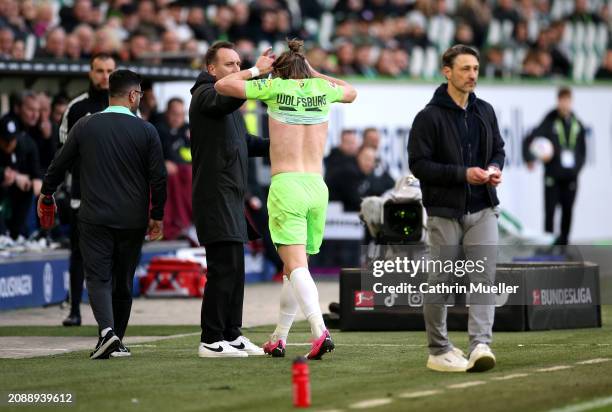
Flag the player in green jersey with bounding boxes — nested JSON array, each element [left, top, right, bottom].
[[215, 39, 357, 359]]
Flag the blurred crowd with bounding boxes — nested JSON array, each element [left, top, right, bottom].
[[0, 81, 195, 249], [0, 78, 394, 253], [0, 0, 610, 80]]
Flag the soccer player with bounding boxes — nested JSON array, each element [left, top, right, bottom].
[[215, 39, 357, 359]]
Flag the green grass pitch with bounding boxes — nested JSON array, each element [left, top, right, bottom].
[[1, 307, 611, 412]]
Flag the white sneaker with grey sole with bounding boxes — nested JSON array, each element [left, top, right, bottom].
[[467, 343, 496, 372], [426, 348, 469, 372], [227, 336, 265, 356], [198, 341, 248, 358]]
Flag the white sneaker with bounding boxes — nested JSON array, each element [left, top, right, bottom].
[[467, 343, 496, 372], [227, 336, 265, 356], [198, 341, 248, 358], [426, 348, 469, 372]]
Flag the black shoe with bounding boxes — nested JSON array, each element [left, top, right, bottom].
[[62, 314, 81, 327], [110, 342, 131, 358], [90, 331, 120, 360]]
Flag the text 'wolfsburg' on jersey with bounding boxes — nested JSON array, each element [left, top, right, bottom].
[[244, 77, 344, 125]]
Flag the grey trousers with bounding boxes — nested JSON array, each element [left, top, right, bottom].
[[424, 207, 499, 355]]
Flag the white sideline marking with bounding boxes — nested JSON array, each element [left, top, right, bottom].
[[491, 373, 530, 381], [349, 398, 393, 409], [547, 395, 612, 412], [398, 390, 442, 398], [447, 381, 486, 389], [536, 365, 573, 372], [575, 358, 610, 365]]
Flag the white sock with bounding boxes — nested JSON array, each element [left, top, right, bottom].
[[271, 275, 298, 343], [101, 327, 112, 337], [289, 267, 326, 339]]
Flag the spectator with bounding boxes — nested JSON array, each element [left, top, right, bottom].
[[493, 0, 520, 27], [0, 115, 41, 239], [188, 6, 215, 43], [454, 21, 476, 46], [11, 38, 24, 60], [484, 46, 505, 78], [137, 0, 163, 39], [33, 92, 58, 175], [74, 24, 95, 58], [32, 1, 54, 38], [306, 45, 336, 74], [521, 49, 546, 77], [65, 34, 82, 61], [36, 26, 66, 59], [324, 129, 359, 176], [235, 38, 257, 69], [139, 80, 163, 126], [456, 0, 491, 48], [336, 41, 357, 75], [376, 48, 403, 77], [120, 32, 150, 62], [0, 27, 14, 59], [51, 95, 69, 127], [229, 2, 252, 41], [354, 44, 377, 77], [211, 5, 234, 42], [156, 98, 192, 240], [595, 49, 612, 79], [60, 0, 94, 33], [327, 145, 395, 212], [564, 0, 603, 24], [362, 127, 381, 151]]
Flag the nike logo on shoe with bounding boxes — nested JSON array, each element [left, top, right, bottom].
[[230, 343, 245, 350], [202, 345, 224, 352]]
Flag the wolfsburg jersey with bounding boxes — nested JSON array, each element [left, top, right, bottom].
[[245, 77, 344, 125]]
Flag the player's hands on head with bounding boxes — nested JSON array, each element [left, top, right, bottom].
[[256, 47, 275, 75]]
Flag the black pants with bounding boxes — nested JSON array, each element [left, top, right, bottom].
[[6, 188, 33, 239], [68, 207, 84, 316], [545, 177, 577, 245], [79, 221, 145, 339], [201, 241, 244, 343]]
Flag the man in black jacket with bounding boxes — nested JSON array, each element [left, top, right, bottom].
[[522, 87, 586, 245], [39, 70, 167, 359], [189, 41, 272, 358], [408, 45, 505, 373], [59, 53, 116, 327]]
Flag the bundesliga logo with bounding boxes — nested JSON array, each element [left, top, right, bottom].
[[354, 291, 374, 309]]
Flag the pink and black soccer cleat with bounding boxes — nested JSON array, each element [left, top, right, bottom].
[[263, 339, 286, 357], [306, 330, 335, 360]]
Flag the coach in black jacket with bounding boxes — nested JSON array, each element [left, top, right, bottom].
[[189, 41, 272, 357], [40, 70, 167, 359], [408, 45, 505, 373], [59, 53, 116, 327]]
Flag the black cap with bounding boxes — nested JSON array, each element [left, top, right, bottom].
[[0, 117, 19, 142]]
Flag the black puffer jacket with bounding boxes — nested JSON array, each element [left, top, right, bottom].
[[408, 84, 506, 219], [189, 72, 269, 245]]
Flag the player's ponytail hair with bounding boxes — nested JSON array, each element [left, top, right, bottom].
[[272, 38, 311, 80]]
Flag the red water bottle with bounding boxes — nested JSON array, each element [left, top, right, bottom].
[[39, 195, 55, 230], [292, 356, 310, 408]]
